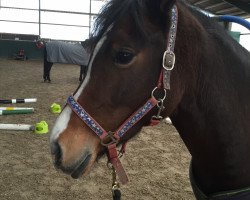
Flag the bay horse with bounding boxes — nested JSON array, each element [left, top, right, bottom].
[[50, 0, 250, 199], [43, 40, 91, 82]]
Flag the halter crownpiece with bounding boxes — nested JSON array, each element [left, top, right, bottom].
[[67, 4, 178, 187], [162, 5, 178, 90]]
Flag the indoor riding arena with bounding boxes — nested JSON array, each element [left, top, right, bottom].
[[0, 0, 249, 200]]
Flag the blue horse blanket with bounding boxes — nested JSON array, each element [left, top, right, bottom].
[[45, 41, 90, 66]]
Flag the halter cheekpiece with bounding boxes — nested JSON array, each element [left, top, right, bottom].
[[67, 4, 178, 189]]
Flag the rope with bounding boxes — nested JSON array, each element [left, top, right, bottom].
[[111, 166, 121, 200]]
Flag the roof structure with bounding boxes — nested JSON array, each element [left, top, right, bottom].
[[187, 0, 250, 18]]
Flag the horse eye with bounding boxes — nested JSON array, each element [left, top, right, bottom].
[[114, 50, 135, 66]]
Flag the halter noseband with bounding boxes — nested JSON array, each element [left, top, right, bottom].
[[67, 5, 178, 185]]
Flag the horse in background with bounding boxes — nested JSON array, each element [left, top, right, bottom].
[[49, 0, 250, 199], [42, 39, 91, 82]]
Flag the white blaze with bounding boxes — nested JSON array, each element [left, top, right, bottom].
[[74, 35, 108, 99], [50, 35, 108, 143]]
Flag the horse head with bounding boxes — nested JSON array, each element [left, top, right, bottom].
[[49, 0, 195, 180]]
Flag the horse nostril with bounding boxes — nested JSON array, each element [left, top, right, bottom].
[[51, 141, 62, 167]]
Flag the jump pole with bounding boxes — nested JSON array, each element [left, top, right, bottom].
[[0, 124, 34, 131], [0, 98, 37, 104], [0, 107, 34, 110], [0, 109, 34, 115], [0, 121, 48, 134]]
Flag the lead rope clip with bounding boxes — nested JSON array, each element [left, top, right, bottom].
[[151, 99, 165, 120], [111, 166, 121, 200]]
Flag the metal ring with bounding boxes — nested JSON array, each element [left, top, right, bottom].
[[100, 132, 118, 147], [151, 87, 167, 101], [107, 161, 113, 169]]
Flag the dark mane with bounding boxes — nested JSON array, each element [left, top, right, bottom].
[[93, 0, 248, 51], [91, 0, 176, 44], [92, 0, 147, 42]]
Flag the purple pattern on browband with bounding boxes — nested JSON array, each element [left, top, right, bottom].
[[67, 96, 105, 137], [68, 96, 157, 140], [117, 99, 156, 138]]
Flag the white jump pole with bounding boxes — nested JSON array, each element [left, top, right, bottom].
[[0, 124, 35, 131], [0, 107, 34, 110], [0, 98, 37, 104], [0, 121, 48, 134]]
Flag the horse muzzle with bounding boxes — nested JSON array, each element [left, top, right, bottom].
[[50, 140, 94, 179]]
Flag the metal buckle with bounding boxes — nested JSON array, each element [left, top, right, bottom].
[[162, 50, 175, 70], [101, 131, 118, 147]]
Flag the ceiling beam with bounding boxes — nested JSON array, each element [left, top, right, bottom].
[[222, 0, 250, 15], [216, 7, 238, 14], [205, 2, 226, 10]]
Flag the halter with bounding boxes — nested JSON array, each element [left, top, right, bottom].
[[67, 4, 178, 188]]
